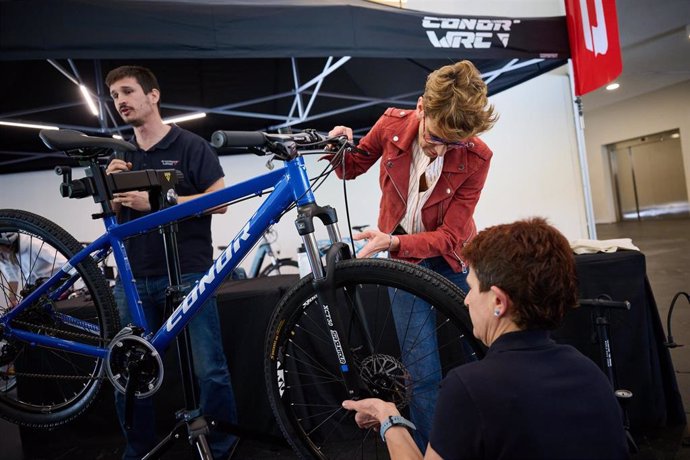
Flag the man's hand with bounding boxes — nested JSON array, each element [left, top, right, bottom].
[[106, 158, 132, 175], [106, 158, 133, 213], [112, 191, 151, 212]]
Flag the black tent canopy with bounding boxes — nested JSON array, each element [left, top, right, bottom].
[[0, 0, 569, 173]]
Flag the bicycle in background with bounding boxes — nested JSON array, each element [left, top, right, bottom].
[[219, 227, 298, 278]]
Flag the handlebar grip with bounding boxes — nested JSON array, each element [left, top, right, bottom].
[[211, 131, 267, 149]]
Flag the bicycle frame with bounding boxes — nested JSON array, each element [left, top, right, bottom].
[[1, 154, 334, 360]]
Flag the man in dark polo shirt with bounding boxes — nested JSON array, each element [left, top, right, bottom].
[[105, 65, 237, 460]]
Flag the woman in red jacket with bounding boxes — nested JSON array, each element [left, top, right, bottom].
[[327, 60, 497, 450]]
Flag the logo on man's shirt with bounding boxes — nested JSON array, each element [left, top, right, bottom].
[[161, 160, 179, 166]]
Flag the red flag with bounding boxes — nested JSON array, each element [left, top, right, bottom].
[[565, 0, 622, 95]]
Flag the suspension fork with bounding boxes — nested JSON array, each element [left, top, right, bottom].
[[294, 204, 373, 398]]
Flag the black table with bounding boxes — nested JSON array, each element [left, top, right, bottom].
[[552, 250, 686, 433]]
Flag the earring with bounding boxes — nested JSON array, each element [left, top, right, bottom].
[[494, 309, 500, 317]]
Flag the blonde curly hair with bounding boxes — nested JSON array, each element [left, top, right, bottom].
[[423, 60, 498, 141]]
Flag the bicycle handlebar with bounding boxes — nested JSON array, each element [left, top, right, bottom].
[[211, 130, 328, 149], [211, 129, 369, 158]]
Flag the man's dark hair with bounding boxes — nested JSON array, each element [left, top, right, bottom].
[[105, 65, 161, 108]]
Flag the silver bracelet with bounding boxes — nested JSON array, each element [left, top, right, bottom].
[[387, 234, 393, 252]]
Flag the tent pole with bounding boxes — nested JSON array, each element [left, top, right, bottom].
[[568, 59, 598, 240]]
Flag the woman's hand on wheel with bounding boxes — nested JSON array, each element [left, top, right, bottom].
[[342, 398, 400, 429]]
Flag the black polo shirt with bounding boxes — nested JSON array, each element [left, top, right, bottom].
[[116, 125, 224, 277]]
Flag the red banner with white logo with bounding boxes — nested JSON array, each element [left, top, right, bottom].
[[565, 0, 622, 95]]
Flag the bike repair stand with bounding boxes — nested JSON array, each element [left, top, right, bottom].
[[579, 297, 639, 454], [141, 187, 213, 459]]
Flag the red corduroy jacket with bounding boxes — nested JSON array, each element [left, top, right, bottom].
[[329, 107, 492, 272]]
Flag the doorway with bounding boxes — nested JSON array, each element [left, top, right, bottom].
[[607, 129, 689, 221]]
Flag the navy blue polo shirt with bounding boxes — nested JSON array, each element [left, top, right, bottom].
[[430, 330, 629, 459], [116, 125, 224, 277]]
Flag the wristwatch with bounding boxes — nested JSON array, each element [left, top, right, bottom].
[[379, 415, 416, 442]]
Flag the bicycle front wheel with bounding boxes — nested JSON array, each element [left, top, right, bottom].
[[265, 258, 483, 459], [0, 209, 120, 428]]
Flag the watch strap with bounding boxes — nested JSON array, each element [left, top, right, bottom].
[[380, 415, 416, 442]]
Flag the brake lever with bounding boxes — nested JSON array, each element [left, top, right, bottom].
[[343, 144, 369, 156], [324, 135, 369, 157]]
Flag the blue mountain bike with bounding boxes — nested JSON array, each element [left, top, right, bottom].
[[0, 128, 482, 459]]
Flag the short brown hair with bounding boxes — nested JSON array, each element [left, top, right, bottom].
[[105, 65, 161, 108], [423, 60, 497, 141], [462, 217, 578, 330]]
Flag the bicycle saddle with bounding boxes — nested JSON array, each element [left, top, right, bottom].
[[40, 129, 135, 156]]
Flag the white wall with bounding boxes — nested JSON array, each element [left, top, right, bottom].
[[474, 72, 588, 238], [406, 0, 563, 16], [583, 80, 690, 223]]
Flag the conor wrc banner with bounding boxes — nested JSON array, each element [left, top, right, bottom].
[[565, 0, 623, 95]]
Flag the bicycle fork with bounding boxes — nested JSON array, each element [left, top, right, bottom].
[[294, 204, 373, 399]]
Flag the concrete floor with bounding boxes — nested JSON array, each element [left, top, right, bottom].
[[597, 216, 690, 459]]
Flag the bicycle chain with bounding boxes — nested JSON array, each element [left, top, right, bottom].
[[3, 320, 109, 381], [5, 371, 105, 381], [11, 319, 108, 344]]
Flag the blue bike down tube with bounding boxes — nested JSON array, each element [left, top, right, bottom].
[[150, 174, 297, 351]]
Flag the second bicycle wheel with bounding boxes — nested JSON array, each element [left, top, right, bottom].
[[265, 258, 484, 459], [259, 258, 299, 277]]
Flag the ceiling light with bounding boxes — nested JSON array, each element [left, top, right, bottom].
[[163, 112, 206, 125], [606, 82, 620, 91], [671, 132, 680, 139], [0, 120, 59, 130], [79, 84, 100, 117]]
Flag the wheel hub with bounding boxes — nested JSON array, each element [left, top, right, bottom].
[[359, 354, 411, 408]]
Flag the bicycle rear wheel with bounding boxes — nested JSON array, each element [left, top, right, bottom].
[[0, 209, 120, 428], [264, 258, 483, 459]]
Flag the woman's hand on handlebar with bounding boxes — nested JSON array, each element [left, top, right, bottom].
[[328, 125, 353, 141]]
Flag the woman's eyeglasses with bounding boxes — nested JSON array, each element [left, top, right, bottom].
[[422, 117, 466, 148]]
